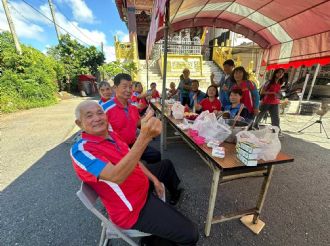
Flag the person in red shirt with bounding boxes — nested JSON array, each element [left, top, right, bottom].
[[254, 68, 285, 129], [231, 66, 260, 117], [131, 81, 150, 116], [148, 82, 161, 100], [71, 101, 198, 245], [195, 85, 221, 113], [102, 74, 161, 164], [97, 81, 115, 106]]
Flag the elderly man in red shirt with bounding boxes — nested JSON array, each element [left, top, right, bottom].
[[71, 100, 198, 245], [102, 73, 161, 164]]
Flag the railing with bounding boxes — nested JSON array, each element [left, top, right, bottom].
[[156, 35, 202, 55], [212, 39, 259, 87]]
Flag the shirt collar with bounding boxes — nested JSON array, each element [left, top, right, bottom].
[[114, 96, 130, 109], [101, 97, 109, 103], [81, 130, 113, 143]]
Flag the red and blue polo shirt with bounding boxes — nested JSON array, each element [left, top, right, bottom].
[[102, 97, 140, 146], [98, 97, 109, 107], [70, 130, 149, 229]]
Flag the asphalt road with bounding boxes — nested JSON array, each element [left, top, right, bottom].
[[0, 99, 329, 245]]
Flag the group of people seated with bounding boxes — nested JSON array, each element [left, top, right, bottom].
[[71, 73, 199, 246], [172, 59, 285, 128], [71, 60, 285, 245], [167, 61, 259, 123]]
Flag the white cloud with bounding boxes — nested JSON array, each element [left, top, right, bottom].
[[103, 45, 116, 62], [0, 2, 45, 41], [114, 30, 129, 42], [39, 3, 105, 46], [0, 1, 116, 62], [62, 0, 94, 23]]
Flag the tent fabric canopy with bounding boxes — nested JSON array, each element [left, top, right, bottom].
[[154, 0, 330, 66]]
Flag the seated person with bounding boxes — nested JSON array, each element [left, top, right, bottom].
[[147, 82, 161, 100], [102, 73, 161, 164], [189, 80, 206, 109], [167, 82, 179, 100], [131, 81, 149, 116], [195, 85, 221, 114], [71, 101, 198, 245], [223, 88, 251, 121], [98, 81, 115, 106]]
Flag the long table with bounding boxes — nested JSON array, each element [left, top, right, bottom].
[[151, 103, 294, 236]]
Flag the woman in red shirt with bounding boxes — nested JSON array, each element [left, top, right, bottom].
[[196, 85, 221, 113], [231, 66, 260, 118], [253, 68, 285, 129]]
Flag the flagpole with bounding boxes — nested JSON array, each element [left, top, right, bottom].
[[160, 0, 170, 157]]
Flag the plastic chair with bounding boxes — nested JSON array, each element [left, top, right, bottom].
[[76, 182, 151, 246]]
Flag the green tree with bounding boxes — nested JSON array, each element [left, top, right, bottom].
[[47, 34, 105, 88], [98, 61, 138, 80], [0, 32, 63, 113]]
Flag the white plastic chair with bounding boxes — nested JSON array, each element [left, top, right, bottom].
[[76, 182, 151, 246]]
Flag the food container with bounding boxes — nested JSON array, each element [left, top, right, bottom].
[[225, 119, 250, 143]]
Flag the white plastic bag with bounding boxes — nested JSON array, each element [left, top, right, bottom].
[[236, 126, 281, 161], [192, 111, 231, 142], [172, 102, 185, 119]]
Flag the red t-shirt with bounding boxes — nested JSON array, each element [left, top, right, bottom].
[[262, 83, 281, 105], [131, 92, 148, 112], [200, 98, 222, 113], [102, 97, 140, 145], [152, 90, 160, 99], [70, 130, 149, 229]]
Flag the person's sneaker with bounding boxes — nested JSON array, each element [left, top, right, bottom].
[[169, 188, 183, 205]]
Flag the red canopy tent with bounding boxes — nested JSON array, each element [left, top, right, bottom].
[[148, 0, 330, 68], [147, 0, 330, 154]]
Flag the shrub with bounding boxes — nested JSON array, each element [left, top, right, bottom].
[[0, 32, 61, 113]]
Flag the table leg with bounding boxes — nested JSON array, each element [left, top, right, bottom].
[[240, 165, 274, 234], [160, 116, 167, 156], [205, 168, 221, 237], [253, 165, 274, 223]]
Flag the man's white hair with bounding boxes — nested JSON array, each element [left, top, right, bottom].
[[75, 100, 103, 120]]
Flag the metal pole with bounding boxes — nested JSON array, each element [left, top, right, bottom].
[[160, 0, 170, 157], [297, 73, 310, 114], [307, 63, 321, 101], [146, 60, 149, 89], [48, 0, 61, 43], [1, 0, 22, 55]]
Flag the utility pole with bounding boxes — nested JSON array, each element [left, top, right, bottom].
[[1, 0, 22, 55], [48, 0, 61, 42], [101, 42, 105, 80]]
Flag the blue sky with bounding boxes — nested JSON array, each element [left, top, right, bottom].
[[0, 0, 129, 61]]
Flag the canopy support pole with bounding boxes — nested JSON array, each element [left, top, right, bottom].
[[307, 64, 320, 101], [146, 60, 149, 89], [160, 0, 170, 157], [297, 74, 310, 114]]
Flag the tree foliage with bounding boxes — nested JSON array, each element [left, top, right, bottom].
[[98, 60, 138, 80], [0, 32, 64, 113], [47, 34, 105, 87]]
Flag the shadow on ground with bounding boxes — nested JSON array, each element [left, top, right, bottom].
[[1, 132, 329, 245]]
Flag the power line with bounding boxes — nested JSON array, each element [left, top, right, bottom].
[[19, 0, 91, 47], [8, 2, 37, 27], [53, 1, 100, 46]]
